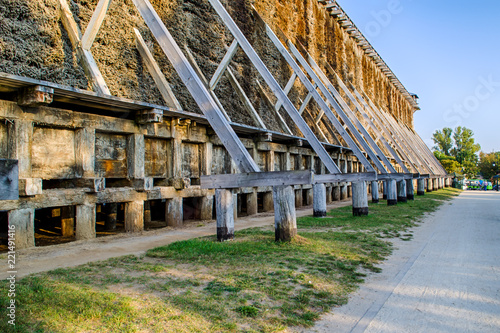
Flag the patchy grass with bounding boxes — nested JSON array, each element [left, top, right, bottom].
[[0, 188, 460, 332]]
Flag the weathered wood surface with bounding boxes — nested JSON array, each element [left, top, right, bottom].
[[18, 178, 42, 197], [124, 200, 144, 233], [201, 170, 314, 189], [80, 0, 112, 50], [210, 39, 239, 90], [386, 179, 398, 206], [352, 181, 368, 216], [32, 127, 76, 179], [406, 179, 415, 200], [397, 180, 407, 203], [8, 208, 35, 249], [144, 138, 169, 178], [216, 189, 234, 241], [76, 204, 96, 240], [273, 185, 297, 241], [166, 197, 183, 227], [313, 183, 327, 217], [371, 180, 379, 203], [209, 0, 340, 175], [417, 178, 426, 196], [132, 0, 259, 174], [95, 133, 128, 178], [60, 206, 75, 237], [314, 172, 376, 184], [0, 159, 18, 200], [17, 86, 53, 107]]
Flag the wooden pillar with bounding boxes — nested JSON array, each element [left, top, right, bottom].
[[313, 183, 327, 217], [105, 203, 117, 230], [383, 180, 388, 199], [124, 201, 144, 233], [341, 183, 348, 200], [263, 191, 273, 211], [333, 185, 340, 201], [8, 208, 35, 249], [144, 201, 151, 224], [233, 192, 238, 220], [406, 179, 415, 200], [76, 204, 96, 240], [397, 180, 407, 203], [326, 185, 332, 204], [75, 127, 96, 178], [352, 181, 368, 216], [246, 190, 258, 216], [417, 178, 426, 196], [166, 197, 182, 227], [305, 188, 313, 206], [127, 134, 145, 179], [427, 178, 434, 192], [371, 181, 379, 203], [60, 206, 75, 237], [200, 195, 214, 220], [386, 179, 398, 206], [216, 189, 234, 241], [273, 185, 297, 242], [295, 189, 302, 207]]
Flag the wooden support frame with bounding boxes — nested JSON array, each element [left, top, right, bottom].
[[134, 28, 183, 110], [132, 0, 259, 173], [208, 0, 340, 175], [201, 170, 313, 189]]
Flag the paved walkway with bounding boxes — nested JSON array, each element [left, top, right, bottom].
[[306, 191, 500, 333]]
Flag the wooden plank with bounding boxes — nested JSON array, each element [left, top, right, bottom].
[[289, 42, 390, 173], [209, 0, 340, 175], [252, 9, 372, 174], [314, 172, 377, 184], [209, 39, 239, 90], [134, 28, 182, 110], [226, 68, 267, 129], [274, 72, 297, 112], [0, 159, 18, 200], [183, 45, 232, 123], [255, 80, 293, 135], [323, 62, 410, 174], [132, 0, 259, 173], [201, 170, 313, 189], [81, 0, 112, 50]]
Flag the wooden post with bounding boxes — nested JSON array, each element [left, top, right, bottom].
[[216, 189, 234, 241], [417, 178, 426, 196], [341, 183, 348, 200], [60, 206, 75, 237], [263, 191, 273, 211], [386, 179, 398, 206], [200, 195, 214, 220], [8, 208, 35, 249], [233, 192, 238, 220], [306, 188, 313, 206], [383, 180, 388, 199], [371, 181, 379, 203], [144, 200, 152, 224], [124, 200, 144, 233], [406, 179, 415, 200], [333, 184, 340, 201], [397, 180, 407, 203], [166, 197, 183, 227], [127, 134, 145, 179], [313, 183, 327, 217], [75, 127, 96, 178], [352, 181, 368, 216], [76, 204, 96, 240], [105, 203, 117, 230], [326, 185, 332, 203], [273, 185, 297, 242], [295, 189, 302, 207], [246, 190, 258, 216], [427, 178, 433, 192]]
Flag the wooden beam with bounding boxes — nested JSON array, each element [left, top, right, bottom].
[[314, 172, 377, 184], [210, 39, 239, 90], [132, 0, 259, 173], [209, 0, 340, 175], [17, 85, 54, 107], [134, 28, 182, 110], [59, 0, 111, 95], [255, 80, 293, 135], [225, 68, 267, 129], [81, 0, 112, 50], [201, 170, 313, 189], [274, 72, 297, 112]]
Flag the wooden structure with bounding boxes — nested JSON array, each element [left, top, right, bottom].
[[0, 0, 449, 249]]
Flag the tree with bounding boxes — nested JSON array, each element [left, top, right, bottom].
[[478, 152, 500, 179], [451, 126, 481, 165], [432, 127, 453, 156]]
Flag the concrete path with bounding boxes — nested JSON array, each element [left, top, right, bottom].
[[306, 191, 500, 333]]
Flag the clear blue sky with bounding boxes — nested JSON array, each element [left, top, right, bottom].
[[337, 0, 500, 153]]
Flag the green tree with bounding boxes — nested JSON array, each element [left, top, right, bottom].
[[432, 127, 453, 156], [451, 126, 481, 165], [478, 152, 500, 179]]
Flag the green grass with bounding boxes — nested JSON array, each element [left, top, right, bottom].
[[0, 188, 460, 332]]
